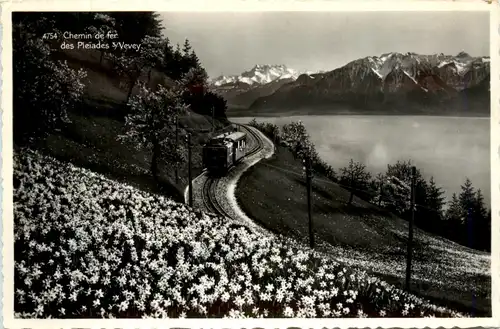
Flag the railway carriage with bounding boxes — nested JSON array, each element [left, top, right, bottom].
[[203, 130, 247, 174]]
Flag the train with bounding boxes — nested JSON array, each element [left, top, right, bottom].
[[202, 129, 248, 174]]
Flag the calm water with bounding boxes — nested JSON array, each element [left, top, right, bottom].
[[231, 115, 491, 206]]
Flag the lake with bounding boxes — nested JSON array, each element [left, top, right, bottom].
[[231, 115, 491, 206]]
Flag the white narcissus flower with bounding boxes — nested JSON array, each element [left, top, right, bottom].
[[14, 150, 471, 319]]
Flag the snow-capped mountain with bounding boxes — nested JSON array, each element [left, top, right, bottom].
[[210, 65, 322, 109], [246, 51, 490, 116], [211, 64, 312, 87], [357, 51, 488, 89]]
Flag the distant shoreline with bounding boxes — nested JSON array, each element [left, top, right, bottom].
[[228, 110, 491, 119]]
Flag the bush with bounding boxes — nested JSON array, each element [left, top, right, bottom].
[[248, 119, 337, 182]]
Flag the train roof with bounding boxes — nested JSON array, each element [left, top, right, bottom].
[[205, 131, 246, 147], [224, 131, 246, 142]]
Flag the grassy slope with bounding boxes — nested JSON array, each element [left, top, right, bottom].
[[37, 47, 227, 201], [13, 149, 466, 318], [236, 145, 490, 316]]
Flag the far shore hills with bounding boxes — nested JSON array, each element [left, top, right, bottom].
[[227, 107, 491, 118]]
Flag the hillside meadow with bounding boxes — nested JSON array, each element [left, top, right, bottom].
[[13, 149, 468, 318]]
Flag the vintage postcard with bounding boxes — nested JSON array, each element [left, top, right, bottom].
[[1, 0, 499, 328]]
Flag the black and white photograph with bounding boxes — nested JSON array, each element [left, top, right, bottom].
[[4, 3, 497, 324]]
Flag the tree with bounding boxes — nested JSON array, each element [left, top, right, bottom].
[[109, 12, 163, 46], [444, 193, 464, 241], [471, 189, 490, 251], [119, 83, 189, 186], [459, 178, 476, 212], [458, 178, 476, 247], [85, 13, 117, 64], [422, 176, 446, 232], [188, 50, 202, 69], [13, 15, 87, 145], [12, 12, 96, 38], [182, 39, 192, 56], [181, 39, 203, 72], [180, 39, 194, 76], [281, 121, 317, 161], [181, 66, 209, 94], [162, 38, 176, 78], [383, 160, 430, 223], [426, 177, 446, 214], [384, 160, 415, 215], [371, 173, 387, 206], [111, 35, 165, 103], [162, 40, 205, 82], [168, 44, 184, 80], [178, 66, 227, 120], [339, 159, 372, 205]]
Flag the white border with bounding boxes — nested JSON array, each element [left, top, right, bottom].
[[491, 1, 500, 324], [1, 1, 499, 328]]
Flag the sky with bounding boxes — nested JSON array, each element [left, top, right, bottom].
[[158, 11, 490, 78]]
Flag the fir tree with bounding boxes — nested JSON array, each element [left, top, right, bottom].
[[472, 189, 490, 251], [446, 193, 463, 221], [109, 12, 163, 46], [473, 189, 488, 220], [426, 177, 446, 214], [458, 178, 476, 248], [182, 38, 192, 56], [189, 50, 201, 68], [445, 193, 464, 241], [423, 176, 446, 232], [459, 178, 476, 211], [168, 43, 184, 80]]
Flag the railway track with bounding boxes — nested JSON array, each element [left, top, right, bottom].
[[202, 176, 231, 217], [200, 124, 265, 219], [236, 123, 264, 158]]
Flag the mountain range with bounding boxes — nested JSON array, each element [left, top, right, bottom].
[[209, 64, 320, 110], [209, 52, 490, 116]]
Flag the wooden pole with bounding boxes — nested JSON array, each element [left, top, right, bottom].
[[175, 116, 179, 184], [187, 133, 193, 207], [306, 157, 315, 249], [378, 180, 383, 207], [405, 166, 417, 291], [348, 171, 354, 205], [211, 107, 215, 133]]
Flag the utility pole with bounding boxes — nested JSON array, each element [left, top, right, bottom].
[[304, 157, 315, 249], [175, 116, 179, 184], [186, 133, 193, 207], [211, 107, 215, 133], [378, 179, 383, 207], [348, 171, 355, 205], [405, 166, 417, 291]]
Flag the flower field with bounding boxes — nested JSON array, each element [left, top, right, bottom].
[[14, 149, 467, 318]]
